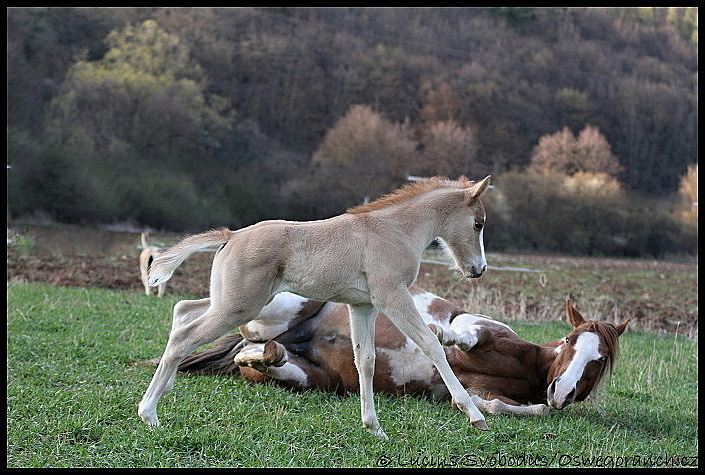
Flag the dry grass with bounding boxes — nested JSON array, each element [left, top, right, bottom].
[[7, 224, 698, 339]]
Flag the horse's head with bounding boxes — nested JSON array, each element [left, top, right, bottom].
[[440, 175, 491, 279], [546, 300, 629, 409]]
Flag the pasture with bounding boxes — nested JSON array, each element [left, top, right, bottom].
[[6, 225, 699, 468]]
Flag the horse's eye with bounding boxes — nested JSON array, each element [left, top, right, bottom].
[[597, 356, 607, 364], [474, 221, 483, 231], [564, 337, 571, 345]]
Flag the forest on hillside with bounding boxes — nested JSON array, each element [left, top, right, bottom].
[[6, 7, 698, 257]]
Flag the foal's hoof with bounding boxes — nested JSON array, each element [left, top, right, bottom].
[[472, 419, 490, 431], [368, 426, 389, 440], [139, 411, 160, 427]]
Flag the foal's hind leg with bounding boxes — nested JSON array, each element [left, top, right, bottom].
[[138, 302, 262, 426], [171, 298, 210, 332]]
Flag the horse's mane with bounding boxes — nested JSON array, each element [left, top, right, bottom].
[[346, 176, 475, 214], [583, 320, 621, 400]]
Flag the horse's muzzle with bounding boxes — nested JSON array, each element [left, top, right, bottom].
[[547, 377, 575, 409]]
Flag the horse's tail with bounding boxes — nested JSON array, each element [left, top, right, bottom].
[[141, 333, 245, 376], [148, 227, 231, 286]]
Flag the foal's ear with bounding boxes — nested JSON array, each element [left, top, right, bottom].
[[615, 318, 630, 336], [566, 299, 585, 328], [465, 175, 491, 202]]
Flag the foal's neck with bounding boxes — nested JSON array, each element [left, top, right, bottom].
[[368, 190, 459, 251]]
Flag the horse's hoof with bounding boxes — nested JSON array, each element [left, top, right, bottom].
[[263, 340, 287, 367], [472, 419, 490, 431]]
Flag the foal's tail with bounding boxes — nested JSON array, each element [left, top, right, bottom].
[[147, 227, 231, 286]]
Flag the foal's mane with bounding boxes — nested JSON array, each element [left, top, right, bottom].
[[346, 176, 475, 214]]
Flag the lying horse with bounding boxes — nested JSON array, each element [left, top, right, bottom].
[[148, 286, 629, 416], [139, 176, 491, 438]]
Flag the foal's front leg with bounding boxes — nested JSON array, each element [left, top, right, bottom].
[[372, 286, 489, 431], [348, 304, 388, 440]]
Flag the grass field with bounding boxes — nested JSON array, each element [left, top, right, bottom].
[[7, 282, 698, 468]]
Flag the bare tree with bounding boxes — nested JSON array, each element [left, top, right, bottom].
[[528, 126, 576, 175], [678, 163, 698, 228], [311, 105, 416, 211], [416, 120, 480, 178], [574, 125, 623, 177], [528, 125, 622, 178]]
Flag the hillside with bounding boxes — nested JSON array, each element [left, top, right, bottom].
[[7, 7, 698, 256]]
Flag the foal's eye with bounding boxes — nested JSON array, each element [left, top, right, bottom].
[[474, 221, 483, 231]]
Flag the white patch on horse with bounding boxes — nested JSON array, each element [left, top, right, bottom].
[[379, 339, 437, 387], [412, 290, 441, 325], [241, 292, 310, 341], [450, 313, 515, 334], [559, 332, 601, 388]]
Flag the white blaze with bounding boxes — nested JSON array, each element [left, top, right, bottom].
[[551, 331, 601, 406]]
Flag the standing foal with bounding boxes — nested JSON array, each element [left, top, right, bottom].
[[138, 176, 491, 438]]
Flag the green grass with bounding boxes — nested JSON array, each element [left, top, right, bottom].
[[7, 282, 698, 468]]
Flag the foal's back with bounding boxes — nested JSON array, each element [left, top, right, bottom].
[[212, 213, 412, 305]]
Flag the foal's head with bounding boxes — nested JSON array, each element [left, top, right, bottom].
[[547, 300, 629, 409], [348, 175, 492, 278], [436, 175, 491, 279]]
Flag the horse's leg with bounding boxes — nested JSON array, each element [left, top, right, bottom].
[[235, 340, 288, 369], [372, 286, 488, 431], [469, 394, 550, 417], [348, 304, 387, 439], [237, 340, 336, 391], [138, 301, 264, 426], [428, 323, 485, 352]]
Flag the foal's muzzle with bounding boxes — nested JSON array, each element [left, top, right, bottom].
[[468, 265, 486, 278]]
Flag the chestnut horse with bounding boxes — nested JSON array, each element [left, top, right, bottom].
[[149, 286, 628, 416], [138, 176, 491, 438]]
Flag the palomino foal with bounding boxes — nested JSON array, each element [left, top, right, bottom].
[[138, 176, 491, 438]]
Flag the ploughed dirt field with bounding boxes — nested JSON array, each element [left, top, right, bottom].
[[7, 224, 698, 340]]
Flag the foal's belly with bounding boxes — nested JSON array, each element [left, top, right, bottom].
[[276, 274, 371, 306]]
